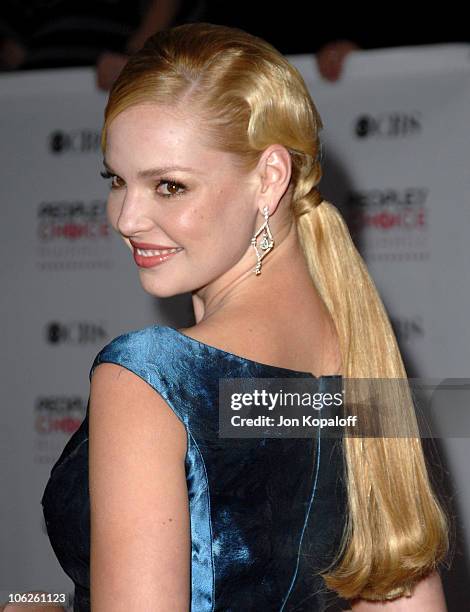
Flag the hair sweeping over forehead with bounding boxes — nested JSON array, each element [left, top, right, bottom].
[[101, 22, 450, 602]]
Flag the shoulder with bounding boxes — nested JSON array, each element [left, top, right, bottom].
[[88, 323, 227, 431], [88, 324, 189, 458], [89, 324, 187, 413], [90, 324, 166, 373], [178, 317, 275, 361], [89, 361, 187, 460]]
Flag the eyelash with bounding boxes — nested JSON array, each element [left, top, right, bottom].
[[99, 169, 187, 198]]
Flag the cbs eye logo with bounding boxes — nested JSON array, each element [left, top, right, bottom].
[[49, 129, 101, 154], [46, 321, 107, 344], [354, 112, 422, 139]]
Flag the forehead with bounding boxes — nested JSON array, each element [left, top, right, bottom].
[[105, 103, 240, 171], [107, 103, 198, 146]]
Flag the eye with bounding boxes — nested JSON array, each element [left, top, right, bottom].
[[100, 169, 123, 189], [157, 179, 187, 198], [99, 169, 187, 197]]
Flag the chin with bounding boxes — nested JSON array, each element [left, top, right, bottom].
[[138, 275, 185, 299]]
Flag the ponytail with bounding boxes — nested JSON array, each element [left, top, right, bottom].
[[295, 197, 449, 600]]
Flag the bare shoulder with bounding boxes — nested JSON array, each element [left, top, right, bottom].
[[88, 363, 190, 610], [179, 314, 342, 376], [178, 318, 267, 360]]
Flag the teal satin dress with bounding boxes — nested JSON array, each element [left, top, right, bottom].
[[41, 324, 347, 611]]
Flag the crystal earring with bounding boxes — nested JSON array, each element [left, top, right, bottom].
[[251, 205, 274, 275]]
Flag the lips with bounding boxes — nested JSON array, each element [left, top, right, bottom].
[[133, 247, 182, 268]]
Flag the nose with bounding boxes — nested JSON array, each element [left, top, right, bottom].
[[114, 188, 154, 238]]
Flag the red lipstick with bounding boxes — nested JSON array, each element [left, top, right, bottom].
[[129, 239, 184, 269]]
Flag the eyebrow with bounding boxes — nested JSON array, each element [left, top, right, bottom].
[[102, 158, 202, 177]]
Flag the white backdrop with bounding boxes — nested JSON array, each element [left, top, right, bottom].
[[1, 43, 469, 609]]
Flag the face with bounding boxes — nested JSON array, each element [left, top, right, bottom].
[[103, 103, 260, 298]]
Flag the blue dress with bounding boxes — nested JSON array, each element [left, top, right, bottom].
[[41, 324, 347, 611]]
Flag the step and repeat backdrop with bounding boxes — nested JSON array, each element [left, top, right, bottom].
[[1, 43, 469, 609]]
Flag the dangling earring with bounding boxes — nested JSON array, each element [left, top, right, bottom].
[[251, 205, 274, 275]]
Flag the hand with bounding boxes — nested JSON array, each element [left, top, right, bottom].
[[316, 39, 361, 82], [95, 50, 129, 91], [0, 37, 27, 70]]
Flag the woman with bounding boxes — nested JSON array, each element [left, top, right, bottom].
[[40, 22, 450, 611]]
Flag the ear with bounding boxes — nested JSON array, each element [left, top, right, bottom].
[[256, 145, 292, 216]]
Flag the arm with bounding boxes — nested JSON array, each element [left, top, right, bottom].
[[89, 363, 190, 611], [350, 570, 447, 611]]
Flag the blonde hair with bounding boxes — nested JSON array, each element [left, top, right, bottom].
[[100, 22, 450, 600]]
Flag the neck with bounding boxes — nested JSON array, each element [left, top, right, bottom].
[[190, 219, 311, 326]]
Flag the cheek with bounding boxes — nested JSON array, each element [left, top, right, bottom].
[[174, 198, 217, 241], [179, 194, 253, 255]]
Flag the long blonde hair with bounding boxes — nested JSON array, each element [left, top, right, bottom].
[[100, 22, 449, 600]]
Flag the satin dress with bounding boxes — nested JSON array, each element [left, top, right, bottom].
[[41, 324, 347, 611]]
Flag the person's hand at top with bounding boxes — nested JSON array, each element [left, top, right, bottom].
[[95, 50, 129, 91], [0, 36, 27, 70], [95, 0, 182, 91], [316, 39, 361, 82]]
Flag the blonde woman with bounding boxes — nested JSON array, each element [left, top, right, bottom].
[[40, 23, 449, 611]]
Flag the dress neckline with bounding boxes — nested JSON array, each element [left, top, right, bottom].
[[161, 324, 341, 380]]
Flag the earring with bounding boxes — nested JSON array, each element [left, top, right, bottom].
[[251, 205, 274, 275]]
